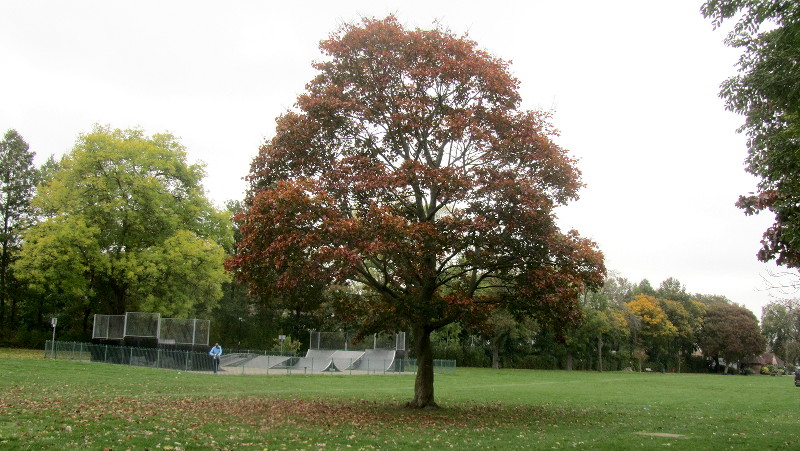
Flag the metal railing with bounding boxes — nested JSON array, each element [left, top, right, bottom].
[[46, 340, 218, 372]]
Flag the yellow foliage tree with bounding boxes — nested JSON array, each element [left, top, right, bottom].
[[626, 294, 678, 370]]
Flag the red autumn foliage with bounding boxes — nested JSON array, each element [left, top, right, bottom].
[[228, 16, 605, 408]]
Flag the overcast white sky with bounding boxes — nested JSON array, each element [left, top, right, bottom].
[[0, 1, 787, 315]]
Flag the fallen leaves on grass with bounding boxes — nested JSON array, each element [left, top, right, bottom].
[[1, 393, 598, 449], [2, 393, 590, 432]]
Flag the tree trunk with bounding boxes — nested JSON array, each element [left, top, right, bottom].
[[111, 282, 127, 315], [566, 352, 573, 371], [491, 340, 500, 369], [785, 341, 790, 368], [407, 325, 437, 409], [0, 233, 7, 330], [0, 181, 10, 332], [83, 308, 92, 334]]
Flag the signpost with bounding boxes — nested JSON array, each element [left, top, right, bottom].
[[50, 317, 57, 359], [279, 334, 286, 355]]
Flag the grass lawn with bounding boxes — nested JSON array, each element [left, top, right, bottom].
[[1, 348, 797, 450]]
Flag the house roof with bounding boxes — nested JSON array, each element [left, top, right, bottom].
[[749, 352, 786, 367]]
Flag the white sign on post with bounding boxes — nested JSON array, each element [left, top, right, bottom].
[[50, 317, 58, 359]]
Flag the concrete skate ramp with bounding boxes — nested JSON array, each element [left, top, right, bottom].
[[330, 350, 365, 371], [353, 349, 396, 372], [246, 355, 294, 369], [220, 353, 255, 367], [292, 349, 336, 372], [285, 349, 399, 373]]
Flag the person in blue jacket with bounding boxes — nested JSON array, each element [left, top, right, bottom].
[[209, 343, 222, 374]]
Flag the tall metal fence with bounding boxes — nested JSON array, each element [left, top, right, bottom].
[[45, 341, 456, 375], [46, 340, 219, 372], [92, 312, 210, 346]]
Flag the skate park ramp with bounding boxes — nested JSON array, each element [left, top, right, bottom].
[[353, 349, 396, 372], [330, 350, 365, 371], [244, 355, 292, 370], [218, 349, 401, 374], [290, 349, 336, 372], [288, 349, 398, 373]]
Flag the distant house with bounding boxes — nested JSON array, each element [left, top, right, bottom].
[[747, 352, 786, 373]]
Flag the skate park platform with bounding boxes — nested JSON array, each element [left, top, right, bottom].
[[215, 331, 454, 375], [220, 348, 404, 375]]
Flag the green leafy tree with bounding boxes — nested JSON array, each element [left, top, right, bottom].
[[657, 277, 691, 303], [702, 1, 800, 269], [230, 16, 605, 407], [573, 274, 635, 370], [601, 273, 635, 306], [482, 309, 535, 370], [699, 303, 766, 373], [633, 279, 656, 297], [15, 126, 231, 337], [651, 277, 707, 371], [761, 298, 800, 366], [693, 293, 732, 307], [0, 130, 38, 333], [660, 298, 705, 372], [569, 306, 612, 371]]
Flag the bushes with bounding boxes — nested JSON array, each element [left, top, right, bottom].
[[1, 328, 50, 349], [760, 365, 786, 376]]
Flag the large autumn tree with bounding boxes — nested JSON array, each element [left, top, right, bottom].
[[230, 16, 605, 408], [16, 126, 231, 336], [702, 1, 800, 268]]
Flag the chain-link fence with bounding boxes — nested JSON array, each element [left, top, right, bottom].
[[159, 318, 210, 345], [309, 331, 406, 351], [92, 314, 125, 339], [92, 313, 210, 345], [46, 340, 218, 371], [45, 340, 456, 375], [123, 312, 160, 337]]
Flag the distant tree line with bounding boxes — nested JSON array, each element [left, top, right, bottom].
[[427, 274, 776, 373]]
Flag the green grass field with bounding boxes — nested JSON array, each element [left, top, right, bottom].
[[1, 348, 797, 450]]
